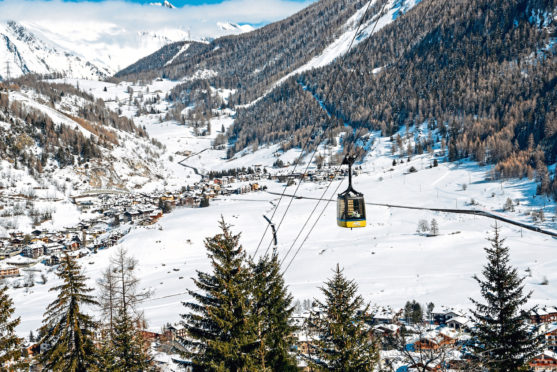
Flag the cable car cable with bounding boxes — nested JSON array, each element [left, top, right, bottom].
[[257, 0, 392, 258], [280, 0, 448, 273], [253, 0, 383, 258]]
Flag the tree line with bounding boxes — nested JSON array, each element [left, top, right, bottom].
[[0, 219, 543, 371]]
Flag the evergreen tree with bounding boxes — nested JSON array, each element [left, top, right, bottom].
[[430, 218, 439, 236], [39, 253, 99, 372], [469, 224, 541, 371], [181, 218, 257, 371], [310, 264, 379, 372], [250, 252, 298, 371], [100, 248, 151, 370], [110, 308, 150, 371], [0, 286, 26, 371]]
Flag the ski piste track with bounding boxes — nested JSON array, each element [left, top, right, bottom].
[[265, 191, 557, 239]]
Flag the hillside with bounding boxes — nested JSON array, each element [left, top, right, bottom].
[[0, 77, 178, 197], [0, 21, 111, 80], [116, 0, 376, 102]]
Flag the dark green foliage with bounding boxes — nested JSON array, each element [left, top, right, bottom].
[[310, 264, 379, 371], [226, 0, 556, 178], [39, 253, 99, 372], [404, 300, 423, 324], [469, 224, 542, 371], [109, 308, 150, 371], [180, 218, 257, 371], [98, 248, 152, 371], [0, 286, 26, 371], [250, 252, 298, 371]]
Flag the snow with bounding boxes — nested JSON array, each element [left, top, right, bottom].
[[8, 134, 557, 335], [165, 43, 191, 66], [241, 0, 420, 107], [217, 22, 255, 33]]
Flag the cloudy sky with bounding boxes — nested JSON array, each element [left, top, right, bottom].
[[0, 0, 316, 36]]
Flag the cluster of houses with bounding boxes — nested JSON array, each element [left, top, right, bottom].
[[288, 305, 557, 371], [0, 169, 273, 283]]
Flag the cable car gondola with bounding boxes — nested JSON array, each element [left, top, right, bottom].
[[337, 154, 366, 228]]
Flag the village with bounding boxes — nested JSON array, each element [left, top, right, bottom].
[[0, 164, 351, 285], [105, 303, 557, 370]]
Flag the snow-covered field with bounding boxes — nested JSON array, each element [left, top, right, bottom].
[[3, 70, 555, 338], [9, 130, 557, 335]]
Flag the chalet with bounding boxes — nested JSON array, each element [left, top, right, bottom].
[[45, 255, 61, 266], [532, 307, 557, 324], [446, 316, 470, 331], [530, 350, 557, 371], [43, 243, 64, 255], [149, 209, 163, 222], [414, 332, 456, 351], [22, 242, 45, 259], [124, 209, 142, 222], [7, 255, 37, 268], [432, 309, 464, 325], [544, 324, 557, 351], [0, 265, 19, 278], [141, 330, 160, 343], [372, 324, 401, 337], [372, 307, 402, 325]]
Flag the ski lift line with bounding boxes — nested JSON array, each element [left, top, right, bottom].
[[137, 291, 190, 304], [280, 177, 346, 267], [259, 0, 396, 258], [253, 0, 385, 258], [281, 0, 451, 273], [282, 180, 346, 274], [266, 190, 557, 239]]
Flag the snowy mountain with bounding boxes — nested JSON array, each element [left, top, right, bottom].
[[217, 22, 255, 33], [0, 21, 111, 80], [149, 0, 176, 9], [0, 20, 192, 80], [0, 77, 187, 195]]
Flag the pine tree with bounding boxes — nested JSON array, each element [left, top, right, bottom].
[[181, 218, 257, 371], [469, 224, 541, 371], [430, 218, 439, 236], [310, 264, 379, 371], [250, 252, 298, 371], [0, 286, 26, 371], [100, 248, 151, 370], [39, 253, 99, 372]]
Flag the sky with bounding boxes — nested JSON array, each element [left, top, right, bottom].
[[0, 0, 317, 39]]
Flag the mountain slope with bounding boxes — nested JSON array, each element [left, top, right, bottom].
[[115, 0, 376, 102], [0, 76, 170, 192], [0, 21, 111, 80], [230, 0, 557, 195]]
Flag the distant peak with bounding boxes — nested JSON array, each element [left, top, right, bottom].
[[149, 0, 175, 9], [216, 22, 255, 33]]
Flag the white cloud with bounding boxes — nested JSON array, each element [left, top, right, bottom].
[[0, 0, 315, 39], [0, 0, 315, 72]]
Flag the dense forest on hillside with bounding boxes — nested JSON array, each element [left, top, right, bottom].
[[230, 0, 557, 197], [117, 0, 376, 103], [0, 77, 148, 176]]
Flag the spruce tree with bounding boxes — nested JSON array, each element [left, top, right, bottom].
[[310, 264, 379, 372], [470, 224, 541, 371], [181, 218, 257, 371], [250, 252, 297, 371], [0, 286, 26, 371], [110, 308, 150, 371], [39, 253, 99, 372]]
